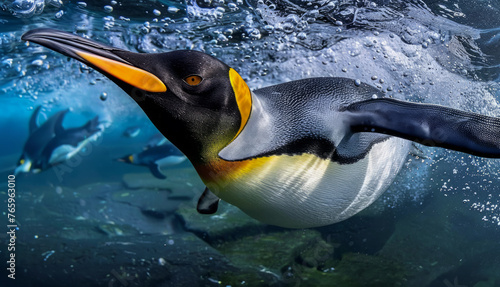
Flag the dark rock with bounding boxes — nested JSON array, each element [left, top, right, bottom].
[[141, 208, 167, 220], [216, 229, 335, 287], [217, 229, 326, 269], [379, 191, 500, 287], [328, 253, 407, 287], [6, 233, 237, 287]]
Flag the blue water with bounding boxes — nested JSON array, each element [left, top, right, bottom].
[[1, 0, 500, 286]]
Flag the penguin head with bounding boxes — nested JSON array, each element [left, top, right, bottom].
[[22, 29, 250, 164], [116, 154, 135, 164], [14, 155, 32, 174]]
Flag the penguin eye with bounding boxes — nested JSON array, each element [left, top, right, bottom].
[[183, 75, 203, 86]]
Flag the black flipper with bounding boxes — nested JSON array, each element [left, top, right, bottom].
[[29, 106, 42, 133], [345, 98, 500, 158], [148, 163, 166, 179], [197, 187, 220, 214]]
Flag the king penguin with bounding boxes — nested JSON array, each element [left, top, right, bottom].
[[116, 143, 187, 179], [22, 29, 500, 228], [15, 106, 69, 174], [15, 105, 103, 174], [35, 114, 103, 171]]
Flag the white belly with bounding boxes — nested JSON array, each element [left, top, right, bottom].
[[49, 132, 102, 166], [213, 137, 410, 228]]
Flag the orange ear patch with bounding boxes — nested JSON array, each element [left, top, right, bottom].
[[229, 68, 252, 141]]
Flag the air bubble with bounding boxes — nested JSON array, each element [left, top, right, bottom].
[[100, 92, 108, 101], [7, 0, 45, 18], [31, 59, 43, 66], [228, 3, 237, 10], [2, 59, 13, 68], [282, 22, 294, 34], [263, 25, 274, 32], [153, 9, 161, 16], [55, 10, 63, 18], [217, 34, 228, 42], [248, 28, 261, 40], [168, 6, 179, 13], [245, 14, 253, 24], [104, 5, 113, 13]]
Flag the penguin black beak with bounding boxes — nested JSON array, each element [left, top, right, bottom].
[[115, 155, 133, 163], [22, 28, 166, 93]]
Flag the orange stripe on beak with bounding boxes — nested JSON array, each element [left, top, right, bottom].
[[76, 50, 167, 93]]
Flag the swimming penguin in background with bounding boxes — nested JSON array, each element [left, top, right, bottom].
[[15, 105, 104, 174], [144, 133, 168, 149], [15, 106, 68, 174], [116, 143, 187, 179], [123, 126, 141, 138], [22, 29, 500, 228], [36, 115, 103, 171]]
